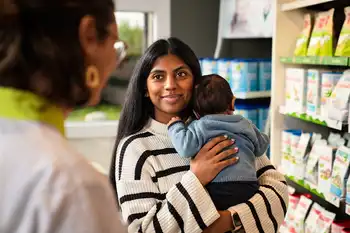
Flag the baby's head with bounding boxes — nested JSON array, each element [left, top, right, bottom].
[[193, 74, 235, 118]]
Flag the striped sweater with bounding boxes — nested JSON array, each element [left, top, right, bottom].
[[115, 118, 288, 233]]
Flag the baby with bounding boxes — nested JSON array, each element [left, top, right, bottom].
[[167, 74, 269, 210]]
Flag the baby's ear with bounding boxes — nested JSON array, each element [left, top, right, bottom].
[[230, 97, 236, 111]]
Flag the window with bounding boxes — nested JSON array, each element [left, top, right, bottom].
[[115, 12, 151, 57]]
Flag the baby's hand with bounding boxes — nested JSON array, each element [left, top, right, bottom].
[[167, 116, 182, 126]]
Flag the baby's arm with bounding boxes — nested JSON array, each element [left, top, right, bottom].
[[167, 120, 203, 157]]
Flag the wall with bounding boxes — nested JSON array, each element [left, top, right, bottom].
[[170, 0, 220, 58], [170, 0, 272, 59]]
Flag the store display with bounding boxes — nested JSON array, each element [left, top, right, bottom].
[[281, 129, 350, 207], [281, 194, 343, 233], [273, 2, 350, 231], [199, 58, 272, 93], [294, 14, 313, 56], [286, 195, 313, 233], [335, 7, 350, 57]]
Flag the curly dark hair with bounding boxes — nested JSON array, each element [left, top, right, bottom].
[[0, 0, 115, 107]]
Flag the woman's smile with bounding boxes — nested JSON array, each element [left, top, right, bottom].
[[161, 94, 184, 104]]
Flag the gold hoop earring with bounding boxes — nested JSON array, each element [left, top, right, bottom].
[[86, 65, 100, 89]]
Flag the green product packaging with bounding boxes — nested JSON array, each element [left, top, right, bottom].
[[320, 9, 334, 57], [294, 14, 312, 56], [335, 7, 350, 57], [307, 10, 333, 56]]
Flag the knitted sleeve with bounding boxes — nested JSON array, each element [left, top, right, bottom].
[[116, 137, 219, 233], [228, 155, 288, 233]]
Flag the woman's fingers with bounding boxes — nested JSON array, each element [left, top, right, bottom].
[[214, 147, 238, 162], [216, 157, 240, 171], [201, 135, 228, 152], [210, 139, 235, 156]]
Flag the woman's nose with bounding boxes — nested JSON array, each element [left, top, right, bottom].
[[164, 76, 177, 90]]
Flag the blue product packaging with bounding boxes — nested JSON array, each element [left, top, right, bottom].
[[258, 104, 270, 132], [201, 58, 217, 75], [217, 59, 232, 85], [231, 59, 258, 93], [258, 59, 272, 91], [235, 104, 259, 127]]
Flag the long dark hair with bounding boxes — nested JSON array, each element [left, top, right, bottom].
[[109, 37, 202, 196]]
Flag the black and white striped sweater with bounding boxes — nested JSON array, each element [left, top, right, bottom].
[[115, 118, 288, 233]]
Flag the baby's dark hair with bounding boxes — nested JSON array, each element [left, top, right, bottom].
[[193, 74, 233, 116]]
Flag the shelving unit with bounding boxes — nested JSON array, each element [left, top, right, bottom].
[[286, 176, 349, 220], [234, 91, 271, 99], [280, 56, 350, 66], [279, 106, 344, 130], [281, 0, 335, 11], [271, 0, 350, 220], [270, 0, 349, 165]]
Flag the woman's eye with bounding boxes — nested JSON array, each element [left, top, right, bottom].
[[153, 74, 163, 80], [177, 71, 187, 78]]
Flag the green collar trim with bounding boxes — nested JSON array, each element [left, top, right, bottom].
[[0, 87, 65, 135]]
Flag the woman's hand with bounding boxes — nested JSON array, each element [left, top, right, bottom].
[[202, 210, 234, 233], [190, 135, 239, 186]]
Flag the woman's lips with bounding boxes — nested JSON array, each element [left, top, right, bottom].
[[161, 94, 183, 104]]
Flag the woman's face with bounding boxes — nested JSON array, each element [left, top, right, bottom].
[[146, 54, 194, 123]]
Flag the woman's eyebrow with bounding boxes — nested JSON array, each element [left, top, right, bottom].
[[173, 65, 189, 72], [149, 69, 165, 74]]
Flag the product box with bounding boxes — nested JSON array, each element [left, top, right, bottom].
[[330, 146, 350, 207], [257, 104, 269, 132], [201, 58, 217, 75], [320, 72, 342, 119], [217, 59, 232, 85], [231, 59, 258, 93], [258, 59, 272, 91], [306, 69, 324, 116], [285, 68, 308, 113], [235, 104, 258, 127]]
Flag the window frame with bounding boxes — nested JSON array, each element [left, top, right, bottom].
[[114, 0, 171, 45]]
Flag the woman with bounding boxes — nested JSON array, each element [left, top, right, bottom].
[[110, 37, 288, 233], [0, 0, 126, 232]]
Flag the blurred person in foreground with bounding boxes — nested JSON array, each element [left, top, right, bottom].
[[0, 0, 127, 232]]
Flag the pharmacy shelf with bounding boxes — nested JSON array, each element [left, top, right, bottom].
[[270, 0, 350, 166], [286, 176, 349, 219], [281, 0, 335, 11], [234, 91, 271, 99], [279, 106, 343, 130], [280, 56, 349, 66]]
